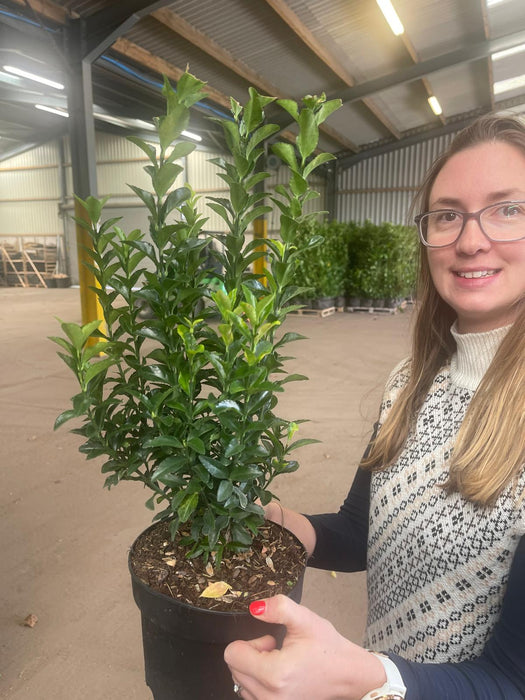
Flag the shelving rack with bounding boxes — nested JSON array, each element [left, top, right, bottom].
[[0, 235, 63, 287]]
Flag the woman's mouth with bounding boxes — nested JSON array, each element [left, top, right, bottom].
[[455, 269, 499, 279]]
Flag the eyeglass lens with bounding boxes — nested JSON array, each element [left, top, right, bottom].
[[419, 201, 525, 247]]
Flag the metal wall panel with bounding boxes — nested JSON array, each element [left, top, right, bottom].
[[186, 148, 231, 232], [0, 142, 62, 236], [336, 132, 456, 225], [0, 202, 60, 235]]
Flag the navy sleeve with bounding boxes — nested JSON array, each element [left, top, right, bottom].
[[390, 535, 525, 699], [305, 466, 371, 571], [304, 428, 376, 571]]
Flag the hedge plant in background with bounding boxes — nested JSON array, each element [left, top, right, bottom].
[[290, 219, 347, 302], [345, 220, 417, 303]]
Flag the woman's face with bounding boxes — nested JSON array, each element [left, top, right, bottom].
[[427, 140, 525, 333]]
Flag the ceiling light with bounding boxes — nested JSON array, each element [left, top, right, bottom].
[[181, 130, 202, 142], [35, 104, 69, 117], [428, 96, 443, 116], [3, 65, 64, 90], [486, 0, 509, 6], [492, 43, 525, 61], [94, 112, 129, 128], [133, 119, 156, 131], [493, 74, 525, 95], [376, 0, 404, 36], [0, 70, 22, 86]]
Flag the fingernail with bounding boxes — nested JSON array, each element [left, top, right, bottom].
[[249, 600, 266, 616]]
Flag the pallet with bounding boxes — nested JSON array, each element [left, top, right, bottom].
[[291, 306, 336, 318], [345, 305, 398, 315]]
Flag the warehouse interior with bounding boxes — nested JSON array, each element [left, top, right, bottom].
[[2, 1, 525, 698]]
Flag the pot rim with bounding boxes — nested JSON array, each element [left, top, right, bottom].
[[128, 519, 307, 619]]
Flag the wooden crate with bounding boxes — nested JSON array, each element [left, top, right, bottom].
[[0, 236, 60, 287]]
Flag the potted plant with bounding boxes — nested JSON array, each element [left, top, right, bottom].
[[51, 72, 340, 698]]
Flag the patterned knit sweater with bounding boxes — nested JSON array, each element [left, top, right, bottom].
[[364, 324, 525, 664]]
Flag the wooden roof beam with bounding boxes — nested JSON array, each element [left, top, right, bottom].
[[152, 7, 355, 151], [264, 0, 401, 141]]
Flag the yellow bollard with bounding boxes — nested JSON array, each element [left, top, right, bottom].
[[252, 217, 267, 285], [74, 199, 106, 346]]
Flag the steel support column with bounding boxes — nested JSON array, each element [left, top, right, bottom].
[[63, 2, 173, 324], [65, 18, 101, 328]]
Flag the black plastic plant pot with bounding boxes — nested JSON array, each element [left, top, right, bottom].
[[129, 528, 305, 700]]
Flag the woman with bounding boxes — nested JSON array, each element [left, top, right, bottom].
[[225, 114, 525, 699]]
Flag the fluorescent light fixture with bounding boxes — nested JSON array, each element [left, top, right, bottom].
[[3, 65, 64, 90], [492, 43, 525, 61], [428, 95, 443, 116], [0, 69, 22, 86], [376, 0, 404, 36], [94, 112, 129, 128], [494, 74, 525, 95], [36, 101, 202, 141], [486, 0, 508, 6], [133, 119, 155, 131], [35, 104, 69, 117], [181, 129, 202, 142]]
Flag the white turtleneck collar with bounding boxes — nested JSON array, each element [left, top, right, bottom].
[[449, 322, 511, 391]]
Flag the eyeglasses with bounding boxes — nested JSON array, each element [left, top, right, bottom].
[[415, 200, 525, 248]]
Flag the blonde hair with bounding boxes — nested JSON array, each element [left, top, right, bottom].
[[362, 115, 525, 506]]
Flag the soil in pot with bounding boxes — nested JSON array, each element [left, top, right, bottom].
[[130, 519, 306, 612], [129, 520, 307, 699]]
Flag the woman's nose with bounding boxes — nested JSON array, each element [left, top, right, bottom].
[[455, 216, 492, 254]]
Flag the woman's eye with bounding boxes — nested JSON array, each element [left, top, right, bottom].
[[497, 203, 525, 218], [436, 211, 457, 223]]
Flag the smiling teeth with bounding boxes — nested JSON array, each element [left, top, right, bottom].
[[457, 270, 496, 279]]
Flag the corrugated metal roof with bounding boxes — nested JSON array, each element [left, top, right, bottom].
[[2, 0, 525, 164]]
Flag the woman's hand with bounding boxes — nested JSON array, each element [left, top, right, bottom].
[[261, 502, 317, 558], [224, 595, 386, 700]]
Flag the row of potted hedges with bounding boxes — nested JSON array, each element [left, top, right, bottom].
[[290, 219, 418, 307]]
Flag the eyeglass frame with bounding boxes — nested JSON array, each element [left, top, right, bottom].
[[414, 199, 525, 248]]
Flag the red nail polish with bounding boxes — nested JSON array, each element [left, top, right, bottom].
[[249, 600, 266, 616]]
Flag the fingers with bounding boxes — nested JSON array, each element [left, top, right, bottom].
[[225, 634, 277, 662], [247, 634, 278, 653], [226, 636, 278, 700], [249, 594, 319, 637]]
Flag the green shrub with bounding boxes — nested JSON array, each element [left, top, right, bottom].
[[291, 219, 347, 299], [345, 220, 418, 301]]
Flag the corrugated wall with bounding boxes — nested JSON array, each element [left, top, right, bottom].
[[0, 141, 62, 237], [0, 131, 328, 283], [1, 128, 458, 283], [336, 133, 457, 225]]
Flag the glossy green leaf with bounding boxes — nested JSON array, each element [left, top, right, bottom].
[[127, 135, 157, 165], [217, 479, 233, 502], [178, 492, 199, 522], [199, 455, 229, 479]]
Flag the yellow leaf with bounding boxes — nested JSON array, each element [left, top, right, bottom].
[[330, 570, 337, 578], [199, 581, 232, 598]]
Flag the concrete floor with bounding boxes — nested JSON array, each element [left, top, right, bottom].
[[0, 288, 412, 700]]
